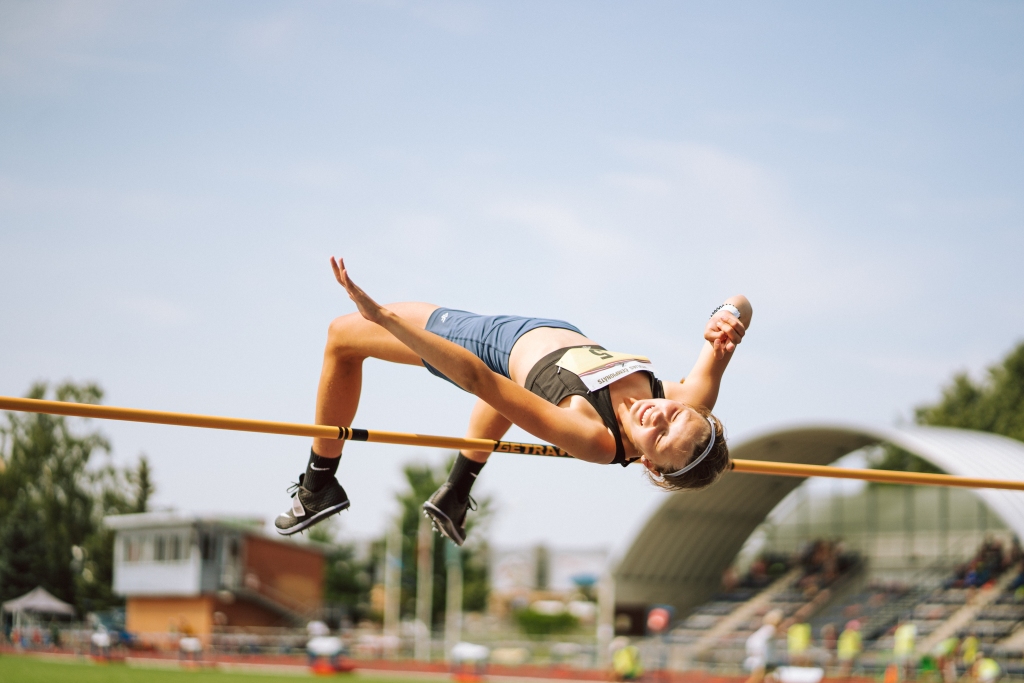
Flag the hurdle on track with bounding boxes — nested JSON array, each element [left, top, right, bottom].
[[2, 395, 1023, 492]]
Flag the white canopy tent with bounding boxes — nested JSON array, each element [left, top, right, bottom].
[[2, 586, 76, 632]]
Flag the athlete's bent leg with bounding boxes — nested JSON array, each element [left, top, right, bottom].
[[423, 399, 511, 545], [313, 302, 438, 457], [275, 302, 438, 536]]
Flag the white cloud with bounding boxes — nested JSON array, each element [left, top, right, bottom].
[[119, 294, 194, 329]]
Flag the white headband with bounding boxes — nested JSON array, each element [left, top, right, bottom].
[[662, 416, 716, 478]]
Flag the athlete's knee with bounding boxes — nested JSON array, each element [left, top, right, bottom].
[[325, 314, 365, 360]]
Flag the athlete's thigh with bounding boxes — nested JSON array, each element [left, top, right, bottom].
[[330, 302, 439, 365]]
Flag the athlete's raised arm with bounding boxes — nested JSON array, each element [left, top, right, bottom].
[[668, 295, 752, 411], [331, 257, 615, 462]]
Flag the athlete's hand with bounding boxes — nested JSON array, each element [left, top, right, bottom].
[[331, 257, 387, 325], [704, 310, 746, 359]]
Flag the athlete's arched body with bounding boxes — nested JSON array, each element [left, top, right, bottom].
[[276, 258, 753, 543]]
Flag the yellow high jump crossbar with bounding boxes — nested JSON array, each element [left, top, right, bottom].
[[2, 395, 1023, 492]]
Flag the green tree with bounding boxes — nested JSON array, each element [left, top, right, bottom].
[[866, 342, 1024, 476], [0, 382, 154, 614], [394, 457, 491, 625], [308, 519, 376, 625], [915, 341, 1024, 441], [243, 456, 494, 628], [868, 445, 945, 475]]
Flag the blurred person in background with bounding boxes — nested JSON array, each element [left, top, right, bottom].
[[821, 623, 838, 668], [746, 609, 783, 683], [612, 640, 643, 681], [934, 636, 960, 683], [893, 620, 917, 681], [962, 633, 980, 674], [788, 622, 812, 666], [974, 653, 1001, 683], [837, 620, 863, 678]]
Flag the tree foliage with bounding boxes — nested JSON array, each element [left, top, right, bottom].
[[515, 608, 579, 636], [0, 382, 153, 614], [867, 342, 1024, 476], [394, 457, 491, 625], [307, 519, 376, 625], [915, 341, 1024, 441], [868, 445, 945, 475], [312, 455, 492, 627]]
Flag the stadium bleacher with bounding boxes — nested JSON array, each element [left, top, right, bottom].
[[671, 537, 1024, 673]]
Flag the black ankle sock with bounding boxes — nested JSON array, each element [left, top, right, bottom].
[[447, 454, 485, 500], [304, 449, 340, 492]]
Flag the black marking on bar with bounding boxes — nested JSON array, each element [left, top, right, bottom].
[[351, 428, 369, 441], [337, 427, 345, 440], [492, 441, 571, 458]]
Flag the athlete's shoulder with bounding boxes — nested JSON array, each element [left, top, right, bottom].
[[661, 380, 686, 401]]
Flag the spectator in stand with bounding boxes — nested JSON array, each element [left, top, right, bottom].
[[821, 623, 838, 667], [1010, 536, 1023, 566], [893, 620, 917, 681], [837, 620, 862, 679], [788, 622, 812, 666], [745, 609, 783, 683], [961, 633, 980, 674], [974, 653, 1001, 683], [612, 642, 643, 681], [934, 636, 959, 683]]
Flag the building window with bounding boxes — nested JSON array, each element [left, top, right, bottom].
[[155, 535, 166, 562], [201, 533, 214, 561], [124, 537, 142, 563], [169, 535, 181, 561]]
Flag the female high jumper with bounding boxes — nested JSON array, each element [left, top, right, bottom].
[[276, 257, 752, 544]]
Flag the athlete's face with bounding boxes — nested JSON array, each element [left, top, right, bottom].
[[627, 398, 710, 472]]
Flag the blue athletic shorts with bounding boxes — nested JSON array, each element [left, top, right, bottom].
[[422, 308, 584, 387]]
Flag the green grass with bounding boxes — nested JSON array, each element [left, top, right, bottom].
[[0, 655, 431, 683]]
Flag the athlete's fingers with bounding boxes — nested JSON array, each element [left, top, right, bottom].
[[726, 315, 746, 338], [718, 319, 743, 345], [714, 321, 736, 345], [333, 256, 361, 302]]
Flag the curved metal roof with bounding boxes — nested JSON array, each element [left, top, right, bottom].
[[613, 424, 1024, 614]]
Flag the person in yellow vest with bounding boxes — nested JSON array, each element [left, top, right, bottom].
[[893, 621, 917, 681], [837, 620, 863, 678], [961, 634, 980, 674], [788, 622, 812, 666], [612, 643, 643, 681]]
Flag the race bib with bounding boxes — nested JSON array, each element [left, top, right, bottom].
[[555, 347, 656, 393]]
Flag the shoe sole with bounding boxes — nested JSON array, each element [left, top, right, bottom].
[[422, 501, 465, 546], [275, 500, 351, 536]]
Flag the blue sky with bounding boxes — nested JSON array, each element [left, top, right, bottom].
[[2, 1, 1022, 553]]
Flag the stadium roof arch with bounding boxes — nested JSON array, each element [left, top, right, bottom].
[[614, 424, 1024, 615]]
